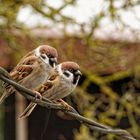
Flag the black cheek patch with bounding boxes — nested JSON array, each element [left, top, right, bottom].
[[73, 75, 79, 85], [46, 53, 53, 58], [63, 71, 70, 77], [49, 59, 54, 67], [41, 54, 46, 59]]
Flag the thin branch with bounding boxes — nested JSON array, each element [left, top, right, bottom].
[[87, 125, 136, 140], [0, 66, 137, 140]]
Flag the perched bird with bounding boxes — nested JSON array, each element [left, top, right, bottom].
[[0, 45, 58, 104], [19, 61, 82, 119]]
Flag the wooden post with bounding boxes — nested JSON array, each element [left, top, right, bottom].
[[15, 94, 28, 140]]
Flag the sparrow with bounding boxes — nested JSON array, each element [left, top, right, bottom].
[[19, 61, 82, 119], [0, 45, 58, 104]]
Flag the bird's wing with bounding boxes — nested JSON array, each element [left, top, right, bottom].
[[17, 50, 35, 65], [18, 70, 58, 119], [36, 81, 53, 96], [36, 70, 58, 96], [9, 56, 37, 82], [0, 52, 36, 104]]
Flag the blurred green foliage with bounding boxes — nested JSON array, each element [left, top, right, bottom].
[[0, 0, 140, 140]]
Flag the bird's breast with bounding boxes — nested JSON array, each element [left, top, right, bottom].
[[20, 65, 50, 90]]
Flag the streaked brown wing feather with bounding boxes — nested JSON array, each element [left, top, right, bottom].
[[0, 50, 37, 104], [10, 65, 33, 82], [37, 81, 53, 95], [17, 50, 35, 65], [36, 71, 58, 96], [48, 70, 58, 81], [10, 56, 37, 82]]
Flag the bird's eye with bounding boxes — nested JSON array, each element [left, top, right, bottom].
[[63, 71, 70, 77], [69, 69, 74, 73], [46, 53, 52, 58]]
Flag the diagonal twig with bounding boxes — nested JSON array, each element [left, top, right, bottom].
[[0, 66, 138, 140]]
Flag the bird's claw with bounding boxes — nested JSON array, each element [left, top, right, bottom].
[[56, 99, 72, 111], [34, 91, 42, 101]]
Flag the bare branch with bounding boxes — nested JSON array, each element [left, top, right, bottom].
[[0, 66, 137, 140]]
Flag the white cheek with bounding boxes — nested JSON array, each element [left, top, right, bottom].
[[35, 47, 40, 57], [42, 56, 49, 64], [35, 47, 49, 64], [69, 73, 74, 82], [56, 64, 63, 75], [56, 65, 74, 83], [64, 72, 73, 82]]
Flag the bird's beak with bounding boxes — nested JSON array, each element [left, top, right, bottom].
[[75, 70, 82, 77], [49, 58, 57, 68]]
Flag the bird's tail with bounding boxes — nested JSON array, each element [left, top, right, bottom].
[[18, 102, 37, 119], [0, 91, 11, 104]]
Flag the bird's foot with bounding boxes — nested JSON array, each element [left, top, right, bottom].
[[33, 91, 42, 101], [56, 99, 73, 111]]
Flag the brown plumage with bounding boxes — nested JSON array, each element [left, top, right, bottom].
[[0, 45, 58, 104], [61, 62, 80, 71], [19, 61, 82, 119]]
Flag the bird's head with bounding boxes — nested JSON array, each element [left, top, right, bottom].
[[35, 45, 58, 68], [57, 61, 82, 85]]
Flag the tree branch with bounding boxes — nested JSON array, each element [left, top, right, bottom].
[[0, 66, 137, 140]]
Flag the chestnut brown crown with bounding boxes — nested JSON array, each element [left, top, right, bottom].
[[36, 45, 58, 67], [39, 45, 58, 59], [61, 61, 82, 85]]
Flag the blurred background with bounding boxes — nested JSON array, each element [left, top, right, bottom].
[[0, 0, 140, 140]]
